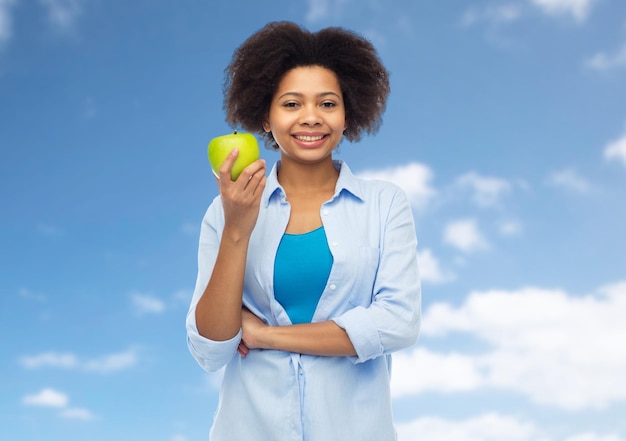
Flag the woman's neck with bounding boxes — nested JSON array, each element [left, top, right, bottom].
[[277, 156, 339, 195]]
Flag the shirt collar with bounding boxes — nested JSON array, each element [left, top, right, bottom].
[[263, 160, 365, 207]]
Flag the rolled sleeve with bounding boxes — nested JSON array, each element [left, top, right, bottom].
[[332, 284, 420, 364], [332, 306, 382, 362], [186, 310, 241, 372]]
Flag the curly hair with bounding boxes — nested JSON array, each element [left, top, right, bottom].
[[223, 21, 390, 150]]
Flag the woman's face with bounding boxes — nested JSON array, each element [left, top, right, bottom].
[[263, 65, 347, 167]]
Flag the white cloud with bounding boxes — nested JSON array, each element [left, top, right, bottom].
[[461, 0, 597, 33], [498, 219, 522, 236], [20, 352, 79, 369], [417, 248, 454, 284], [565, 434, 625, 441], [305, 0, 349, 23], [173, 289, 192, 306], [392, 347, 484, 395], [358, 162, 437, 211], [393, 15, 415, 39], [39, 0, 83, 31], [19, 288, 47, 302], [604, 132, 626, 167], [391, 282, 626, 410], [586, 43, 626, 71], [60, 407, 95, 421], [397, 414, 624, 441], [22, 388, 69, 408], [0, 0, 16, 47], [20, 348, 138, 374], [547, 168, 591, 193], [82, 349, 138, 374], [22, 388, 96, 421], [462, 0, 597, 29], [305, 0, 328, 22], [443, 219, 488, 253], [530, 0, 597, 22], [132, 293, 166, 315], [37, 223, 65, 236], [456, 172, 511, 206], [462, 3, 523, 27], [180, 222, 199, 236], [397, 413, 547, 441]]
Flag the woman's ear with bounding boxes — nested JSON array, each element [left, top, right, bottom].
[[263, 120, 271, 133]]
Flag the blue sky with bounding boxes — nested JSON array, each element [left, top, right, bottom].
[[1, 0, 626, 440]]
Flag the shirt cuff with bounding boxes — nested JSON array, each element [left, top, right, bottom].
[[332, 306, 383, 363], [186, 325, 241, 372]]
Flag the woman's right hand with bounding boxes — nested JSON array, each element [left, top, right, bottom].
[[216, 149, 267, 239]]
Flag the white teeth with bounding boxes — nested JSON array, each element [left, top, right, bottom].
[[295, 135, 324, 142]]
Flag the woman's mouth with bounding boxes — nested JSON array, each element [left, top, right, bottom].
[[291, 133, 328, 149], [293, 134, 325, 142]]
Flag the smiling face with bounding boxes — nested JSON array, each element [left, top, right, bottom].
[[263, 65, 347, 167]]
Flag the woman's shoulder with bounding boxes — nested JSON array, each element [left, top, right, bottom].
[[348, 169, 410, 204], [337, 164, 413, 218], [357, 174, 405, 192]]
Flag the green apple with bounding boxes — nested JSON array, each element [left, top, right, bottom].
[[208, 131, 260, 181]]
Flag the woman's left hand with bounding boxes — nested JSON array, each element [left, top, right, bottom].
[[238, 308, 268, 357]]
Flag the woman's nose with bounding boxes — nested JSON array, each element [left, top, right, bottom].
[[299, 104, 322, 126]]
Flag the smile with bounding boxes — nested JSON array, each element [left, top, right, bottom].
[[293, 134, 325, 142]]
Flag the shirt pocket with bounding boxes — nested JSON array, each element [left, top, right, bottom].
[[348, 246, 380, 308]]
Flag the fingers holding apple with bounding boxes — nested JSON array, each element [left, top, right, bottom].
[[209, 131, 266, 237], [217, 148, 243, 182], [208, 131, 261, 181], [217, 148, 266, 189]]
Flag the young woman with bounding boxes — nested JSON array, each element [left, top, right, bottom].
[[186, 21, 421, 441]]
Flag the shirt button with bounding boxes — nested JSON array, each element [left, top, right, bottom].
[[331, 241, 338, 247], [329, 284, 337, 291], [322, 209, 329, 216]]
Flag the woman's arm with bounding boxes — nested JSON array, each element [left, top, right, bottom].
[[194, 150, 267, 341], [240, 186, 420, 361], [239, 309, 356, 357], [331, 189, 421, 363]]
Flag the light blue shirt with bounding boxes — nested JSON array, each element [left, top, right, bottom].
[[186, 160, 421, 441]]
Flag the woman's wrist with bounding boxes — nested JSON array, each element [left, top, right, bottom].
[[221, 225, 253, 245], [257, 325, 275, 350]]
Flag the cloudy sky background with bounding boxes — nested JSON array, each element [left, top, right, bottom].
[[1, 0, 625, 440]]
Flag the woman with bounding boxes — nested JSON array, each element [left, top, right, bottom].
[[186, 21, 421, 441]]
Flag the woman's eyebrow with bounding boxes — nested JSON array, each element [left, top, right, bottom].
[[277, 91, 342, 100]]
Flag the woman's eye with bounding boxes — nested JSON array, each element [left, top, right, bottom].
[[283, 102, 298, 108], [321, 101, 336, 108]]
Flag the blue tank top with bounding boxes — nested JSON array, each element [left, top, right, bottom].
[[273, 226, 333, 324]]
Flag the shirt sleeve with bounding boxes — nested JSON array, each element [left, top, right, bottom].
[[332, 188, 421, 364], [185, 200, 241, 372]]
